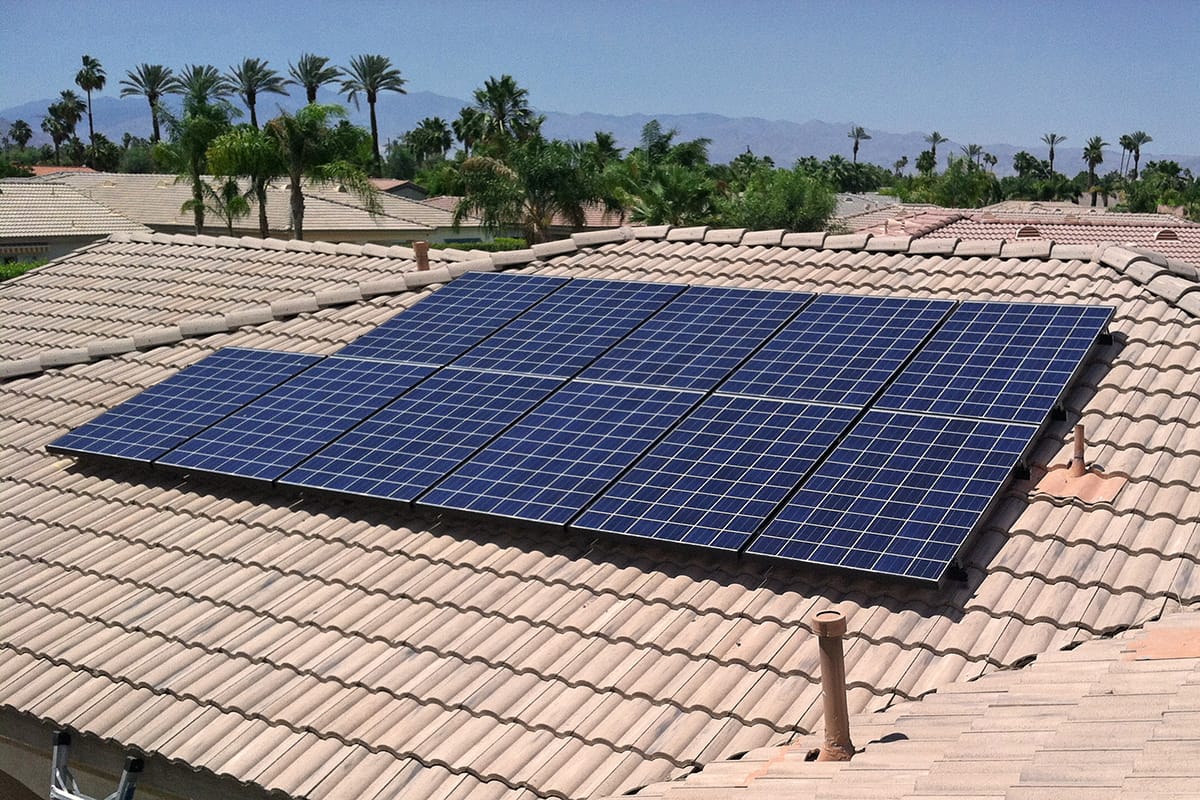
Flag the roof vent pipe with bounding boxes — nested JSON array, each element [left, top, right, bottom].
[[414, 240, 430, 271], [1070, 423, 1087, 478], [813, 609, 855, 761]]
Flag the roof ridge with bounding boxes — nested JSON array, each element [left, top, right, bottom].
[[4, 224, 1196, 383]]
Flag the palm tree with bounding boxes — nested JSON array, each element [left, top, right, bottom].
[[207, 126, 285, 237], [265, 104, 379, 240], [1041, 132, 1066, 174], [119, 64, 174, 143], [169, 64, 233, 105], [961, 143, 984, 166], [40, 115, 68, 164], [340, 54, 407, 172], [473, 74, 535, 144], [156, 94, 233, 233], [1082, 136, 1108, 207], [9, 119, 32, 150], [1117, 134, 1134, 176], [188, 177, 250, 235], [74, 55, 106, 146], [455, 135, 615, 243], [1128, 131, 1152, 180], [404, 116, 453, 164], [286, 53, 341, 104], [847, 125, 871, 164], [892, 155, 908, 176], [452, 106, 486, 156], [226, 58, 287, 128], [54, 90, 87, 139], [924, 131, 949, 163]]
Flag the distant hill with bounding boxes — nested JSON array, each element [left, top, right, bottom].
[[6, 91, 1200, 178]]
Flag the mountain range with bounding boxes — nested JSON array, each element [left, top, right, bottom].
[[5, 90, 1199, 178]]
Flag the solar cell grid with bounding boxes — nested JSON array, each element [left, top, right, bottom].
[[720, 294, 955, 405], [419, 381, 703, 525], [748, 410, 1033, 582], [279, 368, 564, 502], [156, 357, 434, 481], [46, 348, 320, 463], [577, 286, 812, 390], [573, 395, 858, 550], [450, 278, 685, 377], [877, 302, 1113, 423], [336, 271, 568, 365]]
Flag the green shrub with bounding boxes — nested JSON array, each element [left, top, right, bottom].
[[431, 237, 527, 252]]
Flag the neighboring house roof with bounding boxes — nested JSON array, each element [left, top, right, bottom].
[[834, 192, 899, 219], [39, 172, 433, 237], [924, 217, 1200, 267], [370, 178, 427, 196], [836, 203, 960, 233], [0, 180, 149, 239], [304, 183, 485, 229], [424, 197, 628, 231], [26, 165, 98, 177], [1, 226, 1198, 800], [602, 607, 1200, 799]]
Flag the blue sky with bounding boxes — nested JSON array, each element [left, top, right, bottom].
[[3, 0, 1198, 153]]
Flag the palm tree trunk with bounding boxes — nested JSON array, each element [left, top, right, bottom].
[[250, 103, 258, 130], [306, 86, 317, 104], [289, 173, 305, 240], [369, 101, 380, 174], [150, 101, 161, 143], [255, 179, 269, 238], [86, 90, 95, 145]]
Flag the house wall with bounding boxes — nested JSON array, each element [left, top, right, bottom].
[[0, 236, 104, 264]]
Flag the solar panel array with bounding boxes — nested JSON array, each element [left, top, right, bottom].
[[48, 272, 1112, 585]]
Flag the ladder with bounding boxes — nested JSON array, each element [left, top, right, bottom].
[[49, 731, 142, 800]]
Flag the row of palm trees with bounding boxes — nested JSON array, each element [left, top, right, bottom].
[[845, 126, 1154, 182], [104, 54, 405, 168]]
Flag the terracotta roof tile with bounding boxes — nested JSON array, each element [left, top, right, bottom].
[[0, 226, 1198, 799]]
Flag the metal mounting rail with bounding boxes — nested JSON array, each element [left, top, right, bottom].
[[50, 731, 142, 800]]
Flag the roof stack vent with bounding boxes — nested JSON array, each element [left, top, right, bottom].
[[1155, 228, 1180, 242], [1070, 423, 1087, 478], [413, 240, 430, 271], [811, 609, 855, 762]]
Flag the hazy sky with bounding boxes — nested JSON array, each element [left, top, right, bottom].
[[3, 0, 1198, 153]]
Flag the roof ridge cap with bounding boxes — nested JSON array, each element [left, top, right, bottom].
[[303, 188, 435, 230]]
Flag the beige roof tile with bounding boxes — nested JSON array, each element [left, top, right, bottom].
[[1, 225, 1198, 800]]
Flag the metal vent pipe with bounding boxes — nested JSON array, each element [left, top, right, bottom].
[[812, 609, 855, 761]]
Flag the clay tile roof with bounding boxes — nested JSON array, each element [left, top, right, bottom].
[[600, 608, 1200, 799], [38, 172, 435, 236], [0, 226, 1197, 800], [923, 216, 1200, 268], [0, 180, 149, 238]]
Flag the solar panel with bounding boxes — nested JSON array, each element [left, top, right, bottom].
[[720, 294, 955, 405], [449, 278, 685, 377], [336, 271, 568, 365], [576, 286, 812, 390], [747, 410, 1034, 583], [279, 368, 564, 502], [876, 302, 1113, 423], [573, 396, 858, 550], [156, 357, 434, 481], [46, 348, 320, 463], [419, 381, 703, 525]]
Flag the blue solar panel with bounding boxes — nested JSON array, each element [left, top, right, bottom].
[[573, 396, 858, 550], [450, 279, 685, 377], [419, 381, 702, 525], [336, 271, 568, 365], [876, 302, 1113, 423], [156, 357, 434, 481], [748, 410, 1034, 583], [46, 348, 320, 463], [279, 368, 564, 502], [576, 286, 812, 390], [720, 294, 955, 405]]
